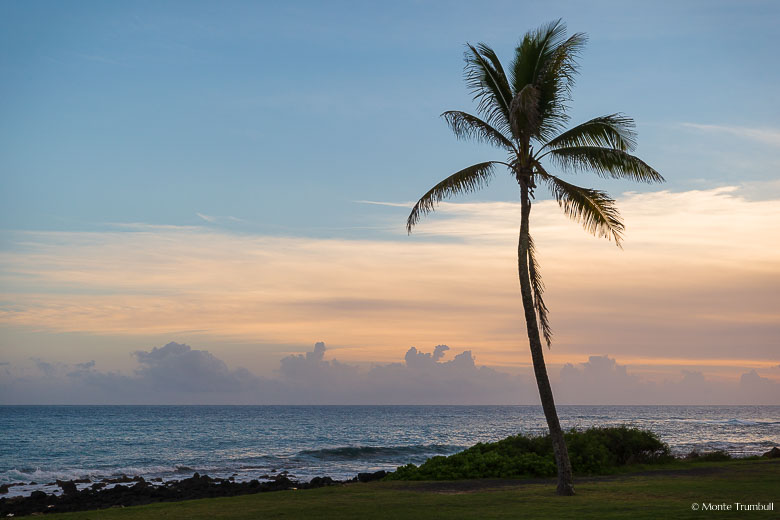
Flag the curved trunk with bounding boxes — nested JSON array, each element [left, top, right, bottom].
[[518, 181, 575, 496]]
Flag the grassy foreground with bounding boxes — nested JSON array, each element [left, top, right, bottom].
[[32, 459, 779, 519]]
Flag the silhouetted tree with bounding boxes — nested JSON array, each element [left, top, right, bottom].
[[407, 20, 663, 495]]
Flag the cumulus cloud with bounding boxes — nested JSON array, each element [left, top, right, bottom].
[[739, 370, 780, 403], [0, 343, 777, 405], [33, 359, 58, 377], [0, 343, 269, 404], [556, 355, 780, 405], [274, 342, 527, 404], [558, 356, 651, 404], [133, 342, 258, 393], [0, 341, 532, 405]]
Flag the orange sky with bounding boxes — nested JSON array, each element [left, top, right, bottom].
[[1, 186, 779, 384]]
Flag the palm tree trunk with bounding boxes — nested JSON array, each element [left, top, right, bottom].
[[518, 182, 575, 496]]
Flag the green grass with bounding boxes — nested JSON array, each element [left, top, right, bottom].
[[32, 459, 779, 519]]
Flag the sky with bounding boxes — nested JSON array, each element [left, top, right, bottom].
[[1, 0, 779, 404]]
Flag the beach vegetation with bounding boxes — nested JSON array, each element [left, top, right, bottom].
[[685, 450, 733, 462], [384, 426, 671, 480]]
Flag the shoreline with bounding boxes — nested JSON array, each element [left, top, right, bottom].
[[4, 448, 779, 517], [1, 443, 775, 499], [2, 446, 779, 512], [0, 470, 388, 517], [3, 460, 779, 519]]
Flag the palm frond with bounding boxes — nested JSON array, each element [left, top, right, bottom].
[[548, 146, 664, 183], [528, 234, 552, 347], [534, 31, 587, 141], [537, 168, 625, 245], [464, 43, 513, 137], [542, 114, 637, 152], [511, 19, 568, 92], [441, 111, 515, 150], [407, 161, 498, 233], [509, 20, 586, 142]]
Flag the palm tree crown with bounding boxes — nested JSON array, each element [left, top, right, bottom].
[[406, 19, 663, 496], [407, 19, 663, 346]]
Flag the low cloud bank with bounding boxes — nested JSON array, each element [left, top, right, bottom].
[[557, 356, 778, 405], [0, 343, 777, 404]]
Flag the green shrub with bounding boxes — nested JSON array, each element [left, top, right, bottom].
[[565, 425, 672, 473], [384, 426, 671, 481], [685, 450, 732, 462]]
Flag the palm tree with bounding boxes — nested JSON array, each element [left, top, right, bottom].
[[406, 20, 663, 496]]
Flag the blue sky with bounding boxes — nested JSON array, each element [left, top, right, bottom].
[[2, 0, 778, 236], [1, 1, 779, 403]]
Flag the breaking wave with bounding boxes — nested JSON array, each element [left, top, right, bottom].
[[297, 444, 462, 461], [671, 418, 780, 426]]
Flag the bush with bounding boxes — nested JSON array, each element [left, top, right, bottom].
[[565, 425, 672, 473], [384, 426, 671, 481], [685, 450, 732, 462]]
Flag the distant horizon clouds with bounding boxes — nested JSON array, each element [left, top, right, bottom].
[[1, 186, 777, 391], [1, 341, 776, 405]]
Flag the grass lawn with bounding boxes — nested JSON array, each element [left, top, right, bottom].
[[31, 459, 779, 519]]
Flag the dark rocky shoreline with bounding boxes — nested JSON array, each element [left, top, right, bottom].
[[0, 470, 387, 517], [3, 448, 778, 517]]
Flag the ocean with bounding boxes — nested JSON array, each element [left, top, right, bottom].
[[1, 405, 778, 497]]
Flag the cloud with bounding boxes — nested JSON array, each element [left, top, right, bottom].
[[133, 342, 258, 393], [275, 342, 528, 404], [1, 342, 270, 405], [33, 359, 59, 378], [558, 356, 649, 404], [556, 355, 780, 405], [739, 370, 780, 403], [196, 213, 243, 224], [681, 123, 780, 147], [0, 341, 532, 405], [354, 200, 412, 208], [406, 344, 450, 364], [0, 343, 777, 405], [196, 212, 218, 223], [1, 187, 778, 379]]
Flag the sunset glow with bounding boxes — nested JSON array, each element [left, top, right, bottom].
[[2, 187, 778, 388], [1, 1, 778, 404]]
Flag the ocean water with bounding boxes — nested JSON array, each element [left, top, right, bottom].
[[1, 405, 778, 497]]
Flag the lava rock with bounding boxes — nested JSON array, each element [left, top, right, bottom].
[[1, 471, 357, 517], [263, 476, 294, 491], [56, 480, 78, 495], [309, 476, 335, 487], [762, 447, 780, 458], [356, 470, 387, 483]]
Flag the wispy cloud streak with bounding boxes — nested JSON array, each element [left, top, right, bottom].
[[681, 123, 780, 147]]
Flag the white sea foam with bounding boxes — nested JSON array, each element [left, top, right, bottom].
[[672, 418, 780, 426]]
